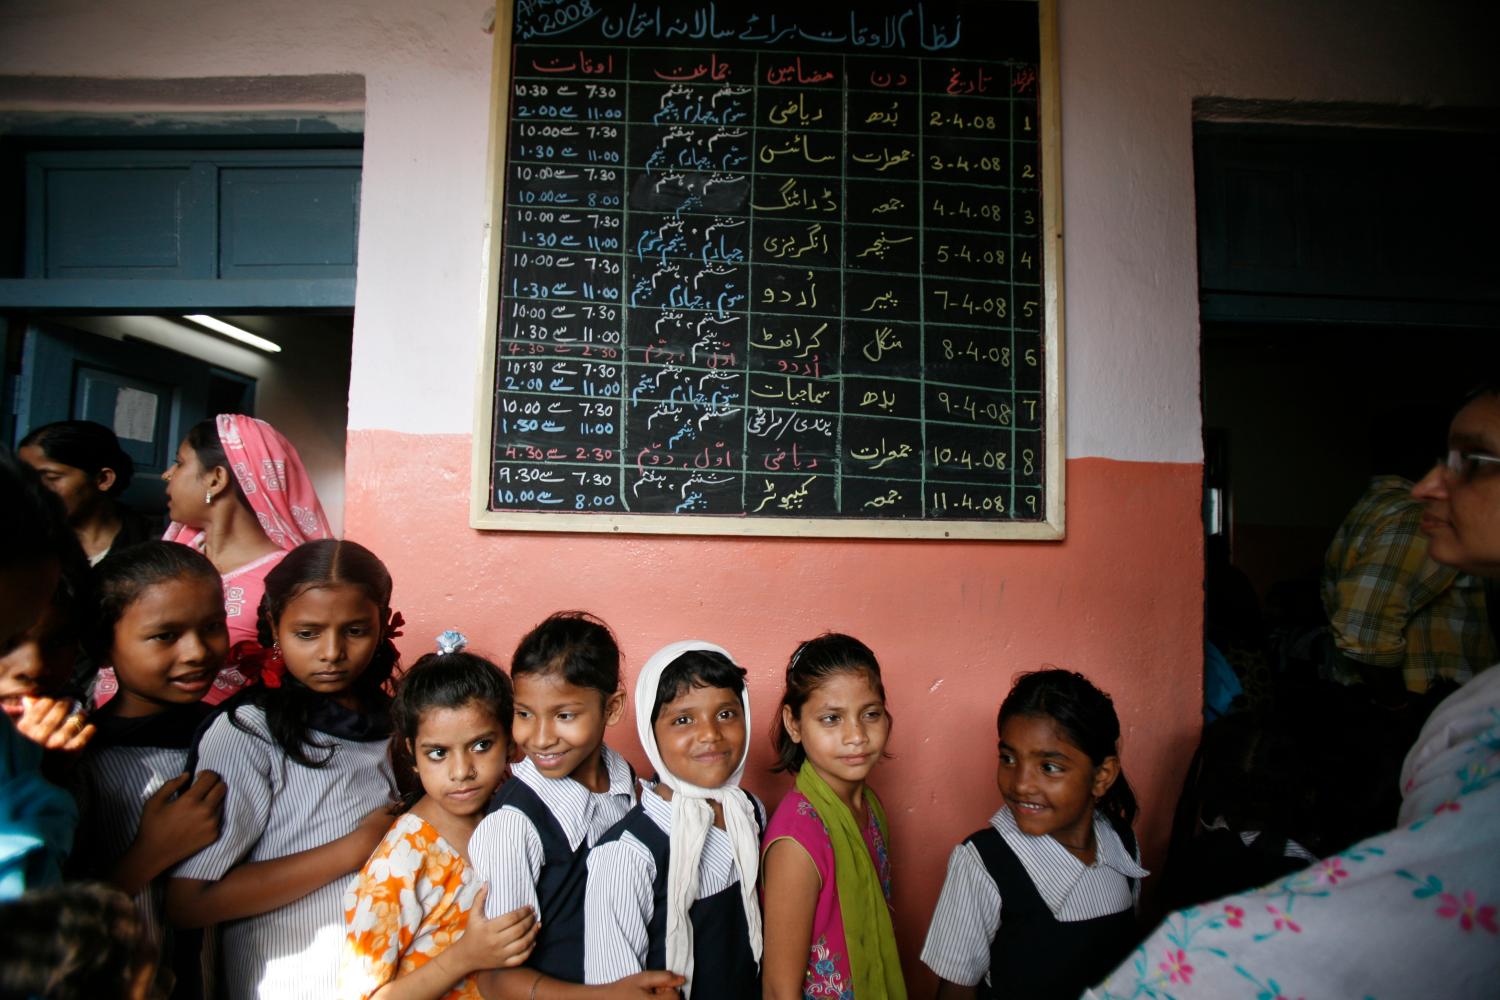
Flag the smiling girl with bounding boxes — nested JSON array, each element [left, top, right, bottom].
[[71, 541, 229, 992], [585, 641, 763, 997], [469, 613, 681, 999], [921, 668, 1146, 1000], [167, 539, 401, 1000], [761, 633, 903, 1000]]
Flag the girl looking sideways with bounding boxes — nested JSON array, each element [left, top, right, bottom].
[[19, 419, 149, 566], [71, 541, 228, 995], [341, 631, 539, 999], [469, 612, 681, 1000], [921, 669, 1146, 1000], [761, 633, 904, 1000]]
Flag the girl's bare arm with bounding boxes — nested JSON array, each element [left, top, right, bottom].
[[477, 969, 686, 1000], [760, 837, 821, 1000], [166, 806, 390, 928]]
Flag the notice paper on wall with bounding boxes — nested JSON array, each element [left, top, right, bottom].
[[113, 387, 158, 443]]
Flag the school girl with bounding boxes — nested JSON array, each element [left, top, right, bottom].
[[167, 539, 402, 1000], [340, 630, 538, 1000], [470, 612, 683, 1000], [761, 633, 904, 1000], [81, 414, 333, 709], [920, 669, 1148, 1000], [69, 541, 228, 993], [584, 641, 763, 998], [18, 418, 151, 566]]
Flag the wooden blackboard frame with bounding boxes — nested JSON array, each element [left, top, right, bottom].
[[470, 0, 1065, 539]]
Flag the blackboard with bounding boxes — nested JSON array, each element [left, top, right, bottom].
[[471, 0, 1064, 539]]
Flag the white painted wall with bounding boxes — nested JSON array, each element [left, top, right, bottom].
[[3, 0, 1497, 462], [1056, 0, 1499, 462]]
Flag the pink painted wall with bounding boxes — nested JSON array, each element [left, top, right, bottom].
[[7, 0, 1497, 989], [348, 434, 1203, 985]]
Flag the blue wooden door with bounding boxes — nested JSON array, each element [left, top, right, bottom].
[[13, 321, 226, 518]]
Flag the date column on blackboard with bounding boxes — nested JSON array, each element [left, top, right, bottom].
[[495, 46, 628, 513], [920, 56, 1031, 520]]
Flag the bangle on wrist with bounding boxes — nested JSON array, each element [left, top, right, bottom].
[[529, 972, 543, 1000]]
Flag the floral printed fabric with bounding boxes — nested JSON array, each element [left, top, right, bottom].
[[1088, 665, 1500, 999], [340, 812, 482, 1000], [761, 790, 892, 1000]]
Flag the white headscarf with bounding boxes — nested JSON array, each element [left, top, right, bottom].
[[635, 640, 762, 994]]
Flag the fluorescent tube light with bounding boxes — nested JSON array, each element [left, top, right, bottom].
[[184, 315, 282, 354]]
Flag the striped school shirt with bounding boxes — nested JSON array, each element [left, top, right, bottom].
[[469, 746, 636, 920], [175, 704, 397, 1000], [582, 781, 765, 985], [920, 806, 1148, 988], [75, 742, 189, 948]]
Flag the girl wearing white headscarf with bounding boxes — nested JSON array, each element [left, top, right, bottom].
[[583, 641, 764, 998]]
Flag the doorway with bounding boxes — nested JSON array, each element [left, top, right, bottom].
[[5, 313, 354, 533], [0, 129, 362, 532], [1184, 118, 1499, 884]]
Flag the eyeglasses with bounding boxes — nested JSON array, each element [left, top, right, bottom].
[[1440, 449, 1500, 482]]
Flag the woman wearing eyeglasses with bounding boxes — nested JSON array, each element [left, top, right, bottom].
[[1088, 381, 1500, 1000], [1412, 383, 1500, 581]]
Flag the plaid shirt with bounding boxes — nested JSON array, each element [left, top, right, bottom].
[[1323, 476, 1494, 692]]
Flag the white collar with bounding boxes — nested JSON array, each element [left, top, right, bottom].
[[513, 744, 634, 851], [992, 806, 1149, 913]]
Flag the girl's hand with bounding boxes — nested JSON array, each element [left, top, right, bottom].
[[16, 696, 95, 752], [138, 771, 226, 862], [605, 972, 686, 998], [113, 771, 226, 895], [446, 886, 539, 975]]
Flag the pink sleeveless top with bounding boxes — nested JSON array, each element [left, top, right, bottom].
[[762, 789, 891, 999]]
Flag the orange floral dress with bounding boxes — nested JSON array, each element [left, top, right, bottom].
[[340, 812, 482, 1000]]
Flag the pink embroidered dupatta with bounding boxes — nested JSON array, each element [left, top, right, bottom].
[[163, 414, 332, 551]]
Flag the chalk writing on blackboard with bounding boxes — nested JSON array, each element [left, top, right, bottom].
[[490, 0, 1049, 525]]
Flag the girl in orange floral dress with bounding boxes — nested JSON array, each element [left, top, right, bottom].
[[340, 632, 539, 1000]]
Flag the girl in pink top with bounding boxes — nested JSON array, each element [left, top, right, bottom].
[[761, 633, 904, 1000], [95, 414, 331, 706]]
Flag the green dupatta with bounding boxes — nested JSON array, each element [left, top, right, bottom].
[[796, 764, 906, 999]]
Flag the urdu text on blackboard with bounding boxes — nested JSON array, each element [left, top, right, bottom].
[[474, 0, 1064, 539]]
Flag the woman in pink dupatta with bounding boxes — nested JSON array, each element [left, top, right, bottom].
[[93, 414, 332, 706]]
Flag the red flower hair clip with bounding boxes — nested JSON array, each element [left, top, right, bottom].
[[229, 639, 286, 689]]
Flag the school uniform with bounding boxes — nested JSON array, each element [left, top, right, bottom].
[[468, 746, 636, 982], [73, 702, 211, 995], [921, 806, 1148, 1000], [175, 703, 396, 1000], [584, 781, 764, 997]]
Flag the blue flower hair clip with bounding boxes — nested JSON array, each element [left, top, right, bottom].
[[436, 630, 468, 655]]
